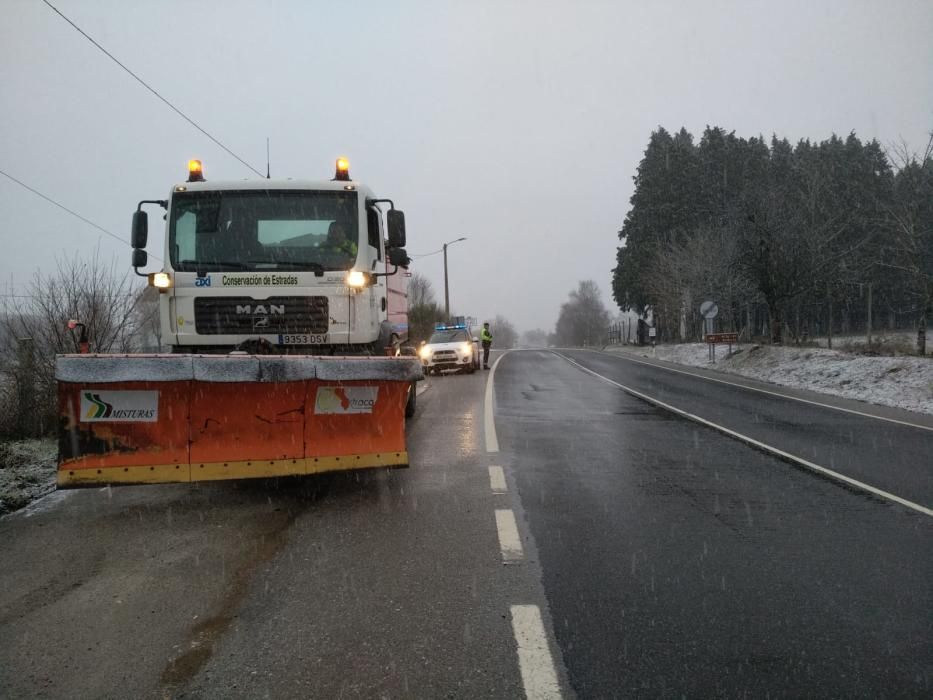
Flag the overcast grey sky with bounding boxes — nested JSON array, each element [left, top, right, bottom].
[[2, 0, 931, 333]]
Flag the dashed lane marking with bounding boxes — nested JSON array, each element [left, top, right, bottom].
[[489, 465, 507, 494], [511, 604, 562, 699], [495, 509, 524, 561], [558, 353, 933, 518]]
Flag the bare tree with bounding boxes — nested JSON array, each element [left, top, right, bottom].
[[491, 315, 518, 349], [408, 272, 436, 309], [884, 134, 933, 354], [407, 272, 444, 343], [554, 280, 610, 346], [0, 253, 145, 436], [645, 225, 757, 341]]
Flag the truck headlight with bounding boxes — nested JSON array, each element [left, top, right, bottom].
[[346, 270, 369, 288], [419, 346, 432, 359], [148, 272, 172, 290], [461, 343, 472, 354]]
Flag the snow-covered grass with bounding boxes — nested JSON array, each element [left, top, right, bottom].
[[0, 438, 57, 516], [808, 330, 924, 355], [606, 343, 933, 416]]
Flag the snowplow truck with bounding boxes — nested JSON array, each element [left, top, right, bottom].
[[56, 158, 422, 488]]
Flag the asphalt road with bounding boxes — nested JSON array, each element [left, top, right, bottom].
[[1, 347, 931, 698], [0, 355, 563, 699], [494, 349, 932, 698]]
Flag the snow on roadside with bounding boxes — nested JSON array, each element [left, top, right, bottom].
[[606, 343, 933, 416], [0, 438, 58, 516]]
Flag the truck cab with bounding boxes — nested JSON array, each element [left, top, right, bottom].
[[131, 159, 411, 355]]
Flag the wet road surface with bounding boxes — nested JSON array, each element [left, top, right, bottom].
[[0, 355, 564, 699], [1, 347, 931, 698], [495, 349, 932, 698]]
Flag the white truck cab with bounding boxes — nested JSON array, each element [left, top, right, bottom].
[[131, 159, 411, 355]]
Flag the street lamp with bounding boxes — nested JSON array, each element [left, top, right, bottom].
[[443, 237, 467, 319]]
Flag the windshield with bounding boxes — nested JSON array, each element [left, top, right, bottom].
[[170, 190, 359, 272], [428, 330, 470, 344]]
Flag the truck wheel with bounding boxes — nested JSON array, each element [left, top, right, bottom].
[[405, 380, 417, 418]]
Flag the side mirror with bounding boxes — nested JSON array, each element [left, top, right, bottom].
[[387, 210, 406, 248], [388, 247, 410, 268], [131, 210, 148, 248], [472, 337, 479, 342], [132, 248, 148, 269]]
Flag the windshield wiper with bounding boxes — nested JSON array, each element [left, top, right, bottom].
[[179, 259, 250, 270], [248, 260, 327, 274]]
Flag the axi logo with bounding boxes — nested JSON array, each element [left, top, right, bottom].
[[195, 276, 212, 287], [84, 393, 113, 419]]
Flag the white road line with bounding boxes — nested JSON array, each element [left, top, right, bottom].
[[416, 381, 429, 397], [587, 348, 933, 433], [495, 508, 524, 561], [489, 465, 508, 494], [510, 604, 562, 700], [558, 353, 933, 518], [485, 352, 508, 453]]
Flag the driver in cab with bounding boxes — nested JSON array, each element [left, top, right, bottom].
[[320, 220, 358, 263]]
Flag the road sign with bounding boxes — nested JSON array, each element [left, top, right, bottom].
[[700, 301, 719, 319], [705, 332, 738, 344]]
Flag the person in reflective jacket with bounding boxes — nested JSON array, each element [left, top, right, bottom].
[[322, 221, 358, 261], [481, 322, 493, 369]]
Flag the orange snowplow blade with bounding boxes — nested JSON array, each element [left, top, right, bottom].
[[56, 354, 421, 487]]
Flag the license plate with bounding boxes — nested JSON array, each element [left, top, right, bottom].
[[278, 334, 326, 345]]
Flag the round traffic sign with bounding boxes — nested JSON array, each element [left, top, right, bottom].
[[700, 301, 719, 319]]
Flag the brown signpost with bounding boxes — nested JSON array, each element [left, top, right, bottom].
[[704, 332, 738, 344]]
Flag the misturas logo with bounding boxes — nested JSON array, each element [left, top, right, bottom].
[[84, 393, 113, 419], [79, 390, 159, 423]]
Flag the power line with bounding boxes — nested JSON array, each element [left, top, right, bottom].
[[410, 249, 444, 259], [0, 167, 128, 248], [0, 167, 163, 263], [41, 0, 264, 178]]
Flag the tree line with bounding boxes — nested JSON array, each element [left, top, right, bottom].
[[611, 126, 933, 352]]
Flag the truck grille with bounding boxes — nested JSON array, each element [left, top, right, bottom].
[[194, 296, 329, 335]]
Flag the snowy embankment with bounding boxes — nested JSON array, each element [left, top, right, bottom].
[[605, 343, 933, 416], [0, 438, 57, 516]]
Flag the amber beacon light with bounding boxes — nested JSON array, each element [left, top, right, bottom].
[[187, 159, 205, 182], [333, 157, 351, 181]]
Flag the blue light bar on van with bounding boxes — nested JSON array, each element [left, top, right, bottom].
[[435, 323, 467, 331]]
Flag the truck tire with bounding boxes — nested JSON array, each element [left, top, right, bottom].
[[405, 380, 417, 418]]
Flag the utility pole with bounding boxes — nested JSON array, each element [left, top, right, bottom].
[[442, 237, 467, 320]]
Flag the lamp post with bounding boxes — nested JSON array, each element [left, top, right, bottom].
[[443, 237, 467, 319]]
